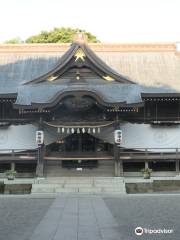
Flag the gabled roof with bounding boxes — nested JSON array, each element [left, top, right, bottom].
[[0, 41, 180, 108], [24, 42, 134, 85], [0, 42, 179, 93]]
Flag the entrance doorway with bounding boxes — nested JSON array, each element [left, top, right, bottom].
[[46, 133, 112, 169], [48, 133, 110, 154], [65, 133, 108, 152]]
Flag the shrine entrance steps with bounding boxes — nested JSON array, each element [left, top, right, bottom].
[[31, 177, 126, 194]]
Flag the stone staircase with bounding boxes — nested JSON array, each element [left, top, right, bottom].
[[31, 177, 126, 194]]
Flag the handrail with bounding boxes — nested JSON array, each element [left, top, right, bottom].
[[119, 148, 180, 159], [0, 149, 38, 151], [120, 148, 180, 152], [0, 149, 38, 156], [0, 148, 179, 153], [120, 148, 180, 150]]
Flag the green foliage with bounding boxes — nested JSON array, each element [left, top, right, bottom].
[[141, 168, 152, 174], [4, 37, 23, 44], [26, 27, 99, 43], [5, 170, 17, 176]]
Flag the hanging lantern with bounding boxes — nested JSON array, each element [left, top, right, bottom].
[[77, 128, 80, 134], [98, 127, 100, 133], [71, 128, 74, 134], [62, 127, 64, 133], [93, 128, 96, 134], [67, 128, 70, 134], [57, 127, 60, 133], [82, 128, 85, 133], [88, 128, 91, 134]]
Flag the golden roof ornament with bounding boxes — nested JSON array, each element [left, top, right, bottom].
[[74, 48, 86, 62], [103, 75, 115, 81], [47, 75, 58, 81]]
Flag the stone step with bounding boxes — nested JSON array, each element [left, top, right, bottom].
[[38, 179, 92, 184], [31, 187, 55, 193], [38, 177, 123, 184], [37, 180, 65, 184], [78, 187, 102, 193], [31, 187, 126, 194], [64, 183, 93, 188], [55, 188, 78, 193], [32, 183, 124, 189], [31, 177, 126, 194], [102, 185, 125, 191], [31, 185, 55, 189], [94, 179, 124, 183]]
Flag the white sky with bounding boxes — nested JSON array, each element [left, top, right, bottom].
[[0, 0, 180, 43]]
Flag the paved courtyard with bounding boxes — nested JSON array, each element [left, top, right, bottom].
[[0, 196, 54, 240], [0, 194, 179, 240], [104, 194, 180, 239]]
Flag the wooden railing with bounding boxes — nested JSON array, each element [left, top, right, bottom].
[[0, 148, 180, 161], [0, 149, 38, 161], [45, 151, 113, 161], [119, 148, 180, 160]]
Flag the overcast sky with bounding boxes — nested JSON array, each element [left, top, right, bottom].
[[0, 0, 180, 43]]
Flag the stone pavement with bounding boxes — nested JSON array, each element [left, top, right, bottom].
[[29, 195, 121, 240]]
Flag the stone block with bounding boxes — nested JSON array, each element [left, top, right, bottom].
[[78, 187, 102, 193]]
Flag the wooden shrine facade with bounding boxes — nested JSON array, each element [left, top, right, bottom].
[[0, 35, 180, 177]]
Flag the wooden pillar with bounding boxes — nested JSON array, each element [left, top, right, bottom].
[[175, 148, 179, 175], [36, 144, 45, 177], [114, 144, 119, 176], [145, 161, 149, 169], [11, 162, 15, 171], [36, 118, 45, 177], [78, 133, 82, 152], [119, 160, 123, 176], [176, 160, 179, 175], [114, 121, 123, 177], [114, 145, 123, 177]]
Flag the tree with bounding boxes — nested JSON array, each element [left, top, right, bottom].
[[4, 37, 23, 44], [25, 27, 99, 43]]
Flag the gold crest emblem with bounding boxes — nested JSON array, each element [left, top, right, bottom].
[[74, 48, 86, 62]]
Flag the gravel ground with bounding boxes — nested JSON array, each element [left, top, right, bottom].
[[0, 196, 54, 240], [104, 194, 180, 240]]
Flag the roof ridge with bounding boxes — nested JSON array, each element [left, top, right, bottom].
[[0, 43, 176, 53]]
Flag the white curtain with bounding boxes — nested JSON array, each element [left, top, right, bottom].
[[0, 123, 180, 152]]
